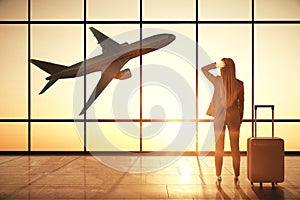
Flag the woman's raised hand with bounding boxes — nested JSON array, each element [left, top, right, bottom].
[[216, 61, 226, 68]]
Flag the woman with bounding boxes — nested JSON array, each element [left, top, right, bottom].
[[201, 58, 244, 185]]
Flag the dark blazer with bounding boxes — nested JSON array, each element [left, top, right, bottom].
[[202, 63, 244, 124]]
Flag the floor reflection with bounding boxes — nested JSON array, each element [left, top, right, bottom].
[[0, 155, 299, 199]]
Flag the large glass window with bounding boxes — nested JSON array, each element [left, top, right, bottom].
[[86, 122, 139, 151], [143, 0, 196, 21], [199, 0, 251, 21], [0, 0, 299, 153], [143, 24, 196, 120], [0, 25, 28, 119], [255, 25, 300, 119], [87, 0, 139, 21], [85, 25, 140, 119], [255, 0, 300, 21], [0, 123, 27, 151], [31, 0, 83, 21], [198, 24, 252, 119], [31, 25, 84, 119], [0, 0, 28, 21], [31, 122, 83, 151], [143, 122, 196, 152]]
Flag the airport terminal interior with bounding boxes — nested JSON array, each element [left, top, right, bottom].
[[1, 0, 300, 199]]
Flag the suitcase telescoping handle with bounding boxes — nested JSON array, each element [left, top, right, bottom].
[[254, 105, 274, 138]]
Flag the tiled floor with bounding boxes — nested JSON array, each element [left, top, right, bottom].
[[0, 155, 300, 199]]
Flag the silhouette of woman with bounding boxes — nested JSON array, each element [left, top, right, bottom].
[[202, 58, 244, 185]]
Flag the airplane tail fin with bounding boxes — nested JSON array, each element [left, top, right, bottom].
[[31, 59, 68, 94], [31, 59, 68, 75], [39, 78, 58, 94]]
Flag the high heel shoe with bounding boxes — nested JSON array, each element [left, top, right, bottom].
[[234, 176, 240, 186]]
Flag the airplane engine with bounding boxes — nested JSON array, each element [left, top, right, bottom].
[[121, 42, 128, 46], [114, 68, 132, 80]]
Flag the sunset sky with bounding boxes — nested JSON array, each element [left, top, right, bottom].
[[0, 0, 299, 152]]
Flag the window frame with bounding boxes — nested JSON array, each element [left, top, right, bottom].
[[0, 0, 299, 153]]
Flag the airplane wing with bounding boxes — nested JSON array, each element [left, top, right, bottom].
[[79, 71, 113, 115], [79, 58, 130, 115], [89, 27, 122, 54]]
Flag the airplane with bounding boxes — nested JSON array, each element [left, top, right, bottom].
[[31, 27, 176, 115]]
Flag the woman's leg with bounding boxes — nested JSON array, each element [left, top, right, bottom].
[[214, 122, 226, 177], [228, 125, 241, 177]]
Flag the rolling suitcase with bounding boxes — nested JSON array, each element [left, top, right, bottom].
[[247, 105, 284, 187]]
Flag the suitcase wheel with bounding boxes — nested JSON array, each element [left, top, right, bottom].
[[272, 182, 278, 187]]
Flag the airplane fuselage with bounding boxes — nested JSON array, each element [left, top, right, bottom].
[[47, 34, 175, 80]]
